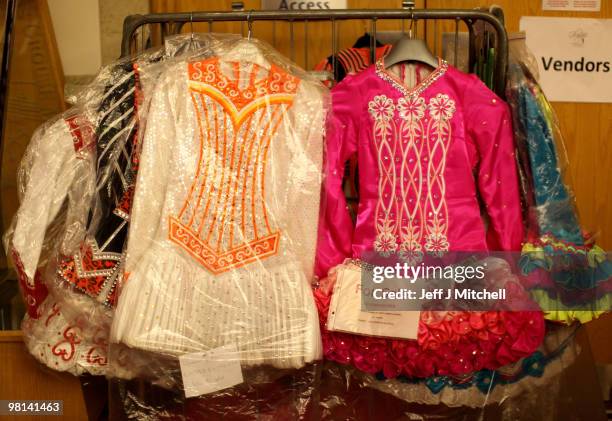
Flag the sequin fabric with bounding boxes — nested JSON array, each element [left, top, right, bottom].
[[111, 39, 326, 368]]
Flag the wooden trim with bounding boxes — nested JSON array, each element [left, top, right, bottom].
[[37, 0, 65, 109], [0, 330, 22, 342]]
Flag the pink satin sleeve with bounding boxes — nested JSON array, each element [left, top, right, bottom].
[[465, 76, 523, 251], [314, 80, 359, 278]]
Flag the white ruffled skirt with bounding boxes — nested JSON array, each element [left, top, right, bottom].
[[111, 242, 322, 368]]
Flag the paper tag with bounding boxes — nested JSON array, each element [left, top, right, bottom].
[[542, 0, 600, 12], [326, 266, 420, 340], [179, 344, 243, 398]]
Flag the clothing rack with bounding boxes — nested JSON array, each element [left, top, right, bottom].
[[120, 8, 509, 96]]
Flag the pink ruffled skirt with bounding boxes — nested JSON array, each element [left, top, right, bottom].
[[313, 259, 545, 378]]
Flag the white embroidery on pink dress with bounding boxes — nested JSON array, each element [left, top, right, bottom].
[[369, 95, 398, 256], [397, 96, 426, 263], [424, 94, 455, 255], [368, 92, 455, 258]]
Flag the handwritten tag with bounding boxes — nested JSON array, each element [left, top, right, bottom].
[[327, 265, 420, 340], [179, 344, 243, 398]]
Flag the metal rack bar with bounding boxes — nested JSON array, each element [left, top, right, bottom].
[[0, 0, 17, 145], [121, 9, 508, 94]]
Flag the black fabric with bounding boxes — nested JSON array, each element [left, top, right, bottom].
[[91, 62, 138, 252], [352, 32, 383, 49]]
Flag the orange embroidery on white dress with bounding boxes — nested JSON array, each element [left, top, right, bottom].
[[169, 58, 299, 274]]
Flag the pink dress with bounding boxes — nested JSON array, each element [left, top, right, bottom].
[[314, 58, 544, 378]]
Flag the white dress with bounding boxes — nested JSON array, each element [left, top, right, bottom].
[[6, 111, 110, 376], [111, 41, 325, 368]]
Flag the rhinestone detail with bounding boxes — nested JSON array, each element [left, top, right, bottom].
[[375, 58, 449, 98]]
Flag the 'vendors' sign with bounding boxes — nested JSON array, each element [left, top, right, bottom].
[[520, 17, 612, 103], [261, 0, 347, 9]]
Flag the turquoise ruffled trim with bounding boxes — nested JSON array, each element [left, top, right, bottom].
[[520, 243, 612, 292]]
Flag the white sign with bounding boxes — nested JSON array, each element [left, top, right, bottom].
[[519, 17, 612, 103], [261, 0, 347, 10], [542, 0, 600, 12], [179, 344, 243, 398]]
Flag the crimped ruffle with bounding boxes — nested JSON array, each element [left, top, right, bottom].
[[520, 237, 612, 316], [520, 237, 612, 292], [529, 289, 612, 324]]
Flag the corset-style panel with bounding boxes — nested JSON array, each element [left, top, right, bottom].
[[169, 59, 300, 273]]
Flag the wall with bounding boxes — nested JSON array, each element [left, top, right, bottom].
[[1, 0, 65, 248], [0, 332, 88, 420], [47, 0, 102, 76], [47, 0, 151, 75], [99, 0, 149, 64]]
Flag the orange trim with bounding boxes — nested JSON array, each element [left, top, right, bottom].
[[245, 107, 281, 240], [187, 93, 209, 226], [251, 115, 263, 240], [194, 92, 215, 234], [189, 82, 294, 127], [222, 112, 254, 249], [180, 91, 205, 220], [169, 217, 280, 274], [227, 112, 253, 248], [122, 271, 131, 286], [204, 99, 222, 241], [214, 112, 232, 251], [240, 110, 273, 239], [231, 109, 266, 248], [194, 93, 213, 229], [248, 62, 258, 86], [171, 60, 300, 273], [188, 58, 298, 113]]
